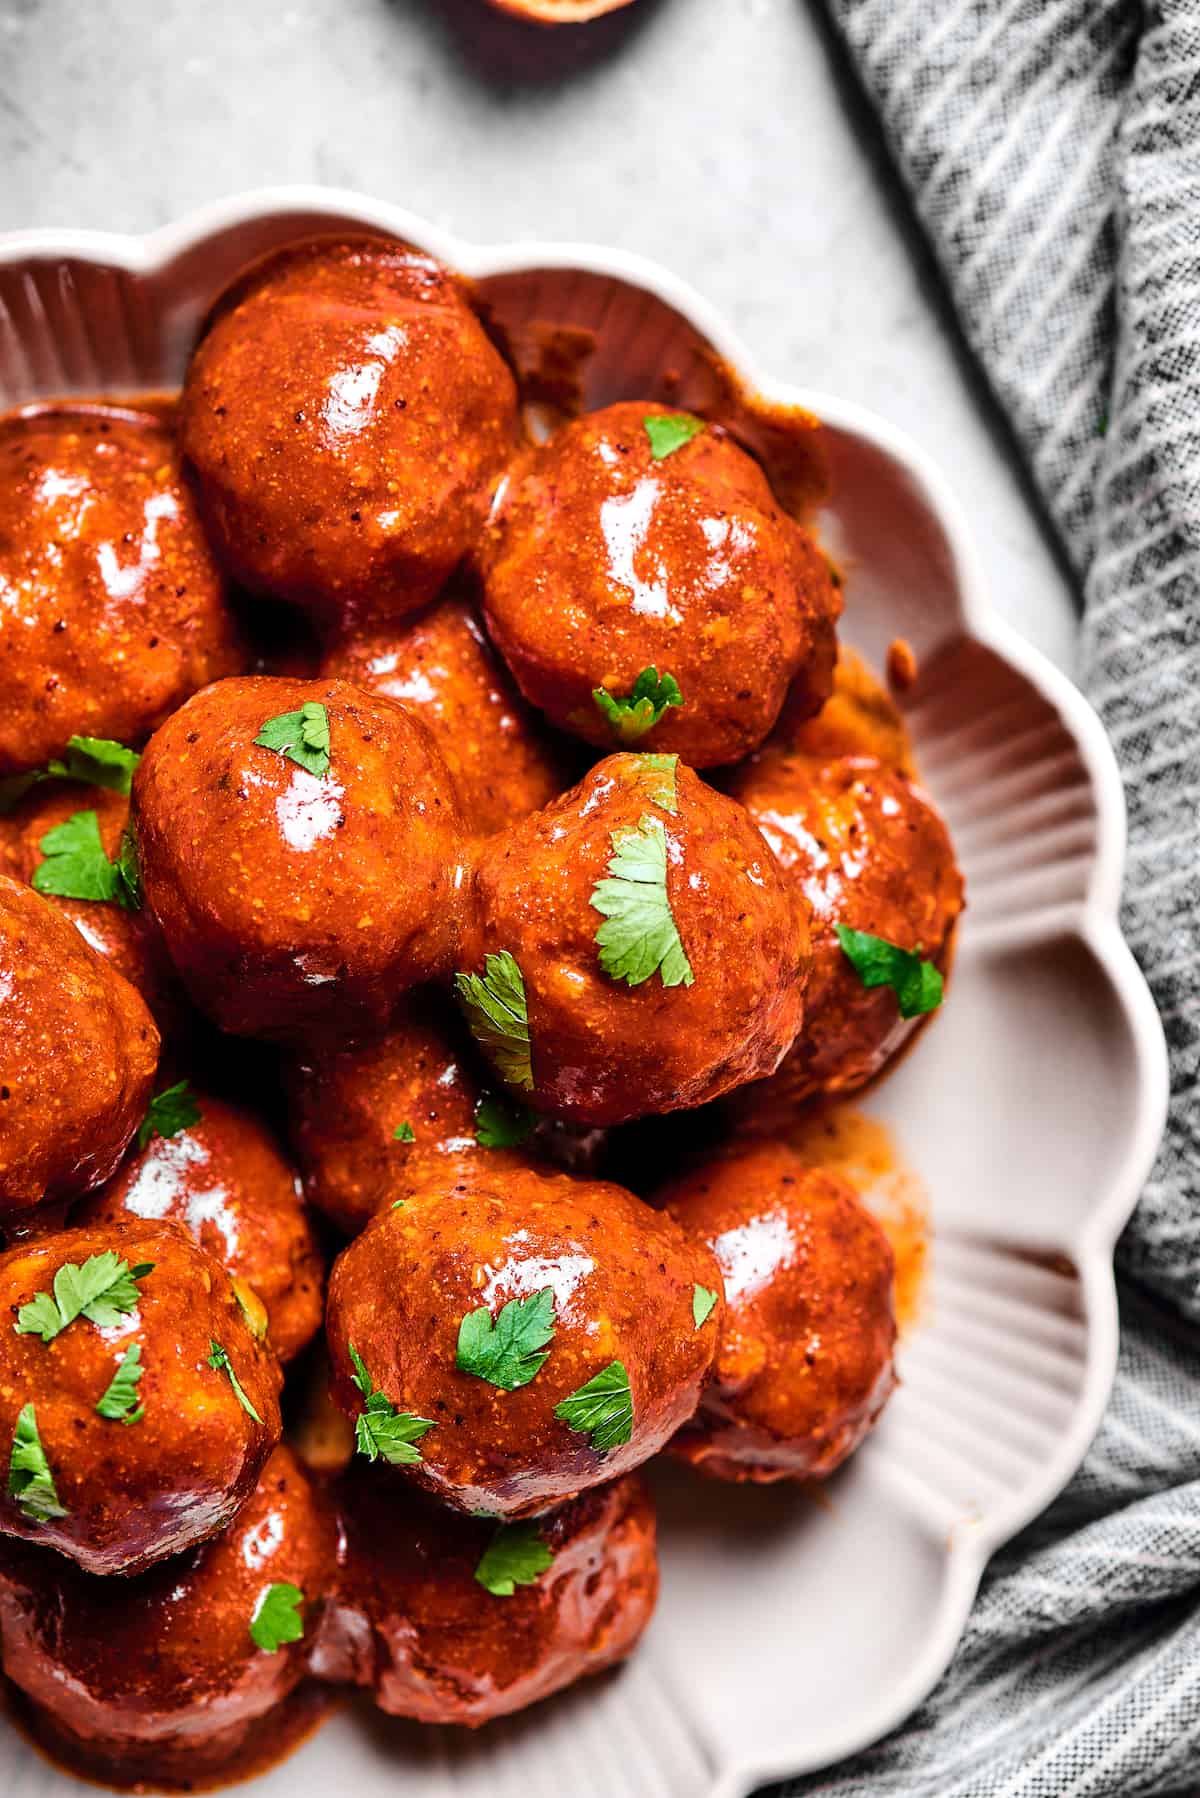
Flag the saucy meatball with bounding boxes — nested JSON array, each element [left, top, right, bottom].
[[661, 1141, 896, 1480], [0, 876, 159, 1218], [132, 675, 470, 1040], [779, 644, 914, 773], [478, 401, 839, 767], [465, 752, 809, 1125], [180, 238, 518, 633], [321, 591, 566, 834], [730, 752, 963, 1107], [78, 1092, 323, 1363], [313, 1467, 657, 1725], [325, 1162, 721, 1517], [0, 403, 243, 777], [0, 1445, 334, 1787], [0, 1221, 281, 1573]]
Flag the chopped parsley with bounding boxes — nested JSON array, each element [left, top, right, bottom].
[[31, 809, 140, 909], [835, 925, 944, 1019], [644, 412, 705, 461], [474, 1521, 554, 1597], [0, 736, 140, 815], [207, 1341, 262, 1424], [456, 1287, 556, 1392], [95, 1343, 145, 1423], [7, 1404, 65, 1522], [592, 668, 683, 744], [16, 1252, 155, 1343], [250, 1581, 306, 1653], [393, 1121, 416, 1143], [455, 951, 533, 1092], [348, 1343, 435, 1465], [137, 1078, 202, 1150], [254, 702, 331, 778], [592, 814, 694, 989], [693, 1285, 718, 1329], [554, 1359, 633, 1452], [474, 1094, 536, 1149]]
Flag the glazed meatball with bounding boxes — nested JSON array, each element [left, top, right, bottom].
[[78, 1092, 323, 1363], [0, 1221, 281, 1573], [0, 876, 159, 1218], [321, 591, 566, 834], [478, 401, 839, 767], [465, 753, 809, 1125], [325, 1162, 721, 1517], [132, 676, 470, 1039], [0, 1446, 335, 1787], [181, 238, 518, 633], [779, 644, 914, 773], [313, 1467, 657, 1725], [661, 1141, 896, 1480], [730, 752, 963, 1108], [0, 403, 244, 777]]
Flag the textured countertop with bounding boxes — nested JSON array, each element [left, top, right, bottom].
[[0, 0, 1076, 670]]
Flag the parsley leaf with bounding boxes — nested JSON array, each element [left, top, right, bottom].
[[47, 736, 141, 795], [474, 1521, 554, 1597], [7, 1404, 65, 1522], [644, 413, 705, 460], [115, 829, 141, 909], [348, 1343, 435, 1465], [835, 925, 944, 1019], [250, 1581, 305, 1653], [592, 814, 694, 989], [592, 668, 684, 744], [393, 1121, 416, 1143], [207, 1341, 262, 1424], [254, 702, 331, 778], [95, 1342, 145, 1423], [16, 1253, 154, 1343], [137, 1079, 202, 1150], [693, 1285, 718, 1329], [474, 1094, 536, 1149], [554, 1359, 633, 1453], [456, 1287, 556, 1392], [454, 951, 534, 1091], [619, 751, 679, 814], [32, 810, 120, 904]]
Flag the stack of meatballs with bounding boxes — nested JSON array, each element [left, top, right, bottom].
[[0, 236, 964, 1787]]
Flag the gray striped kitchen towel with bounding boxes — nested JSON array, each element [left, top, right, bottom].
[[783, 2, 1200, 1793]]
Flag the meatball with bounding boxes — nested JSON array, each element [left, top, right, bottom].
[[1, 781, 186, 1037], [313, 1467, 657, 1725], [661, 1141, 896, 1480], [321, 591, 566, 834], [180, 238, 518, 634], [0, 1446, 334, 1787], [0, 876, 159, 1218], [729, 752, 963, 1108], [779, 643, 914, 773], [132, 675, 470, 1040], [465, 752, 809, 1125], [478, 401, 839, 767], [77, 1092, 323, 1363], [325, 1162, 721, 1517], [0, 402, 243, 777], [0, 1221, 281, 1573]]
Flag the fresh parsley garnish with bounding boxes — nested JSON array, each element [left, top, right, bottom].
[[693, 1285, 718, 1329], [348, 1343, 435, 1465], [0, 737, 141, 815], [592, 668, 684, 744], [250, 1581, 305, 1653], [619, 751, 679, 814], [474, 1521, 554, 1597], [474, 1094, 536, 1149], [393, 1121, 416, 1143], [95, 1343, 145, 1423], [835, 925, 944, 1019], [644, 412, 705, 460], [7, 1404, 65, 1522], [16, 1253, 155, 1343], [31, 809, 140, 909], [254, 702, 331, 778], [115, 828, 141, 908], [137, 1079, 202, 1150], [554, 1360, 633, 1452], [456, 1287, 556, 1392], [454, 951, 534, 1091], [592, 813, 694, 989], [207, 1341, 262, 1423]]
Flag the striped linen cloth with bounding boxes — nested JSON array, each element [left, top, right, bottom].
[[781, 3, 1200, 1793]]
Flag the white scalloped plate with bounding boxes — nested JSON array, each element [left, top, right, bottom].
[[0, 190, 1169, 1797]]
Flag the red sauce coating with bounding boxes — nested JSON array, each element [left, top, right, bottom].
[[778, 643, 915, 774]]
